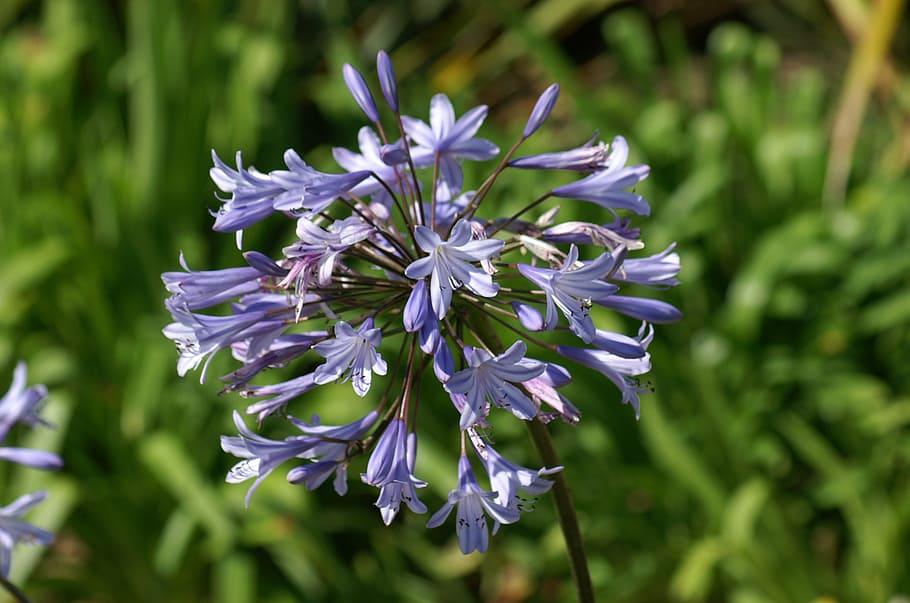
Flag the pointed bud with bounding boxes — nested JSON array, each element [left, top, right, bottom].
[[523, 83, 559, 138], [376, 50, 399, 112], [343, 63, 380, 123]]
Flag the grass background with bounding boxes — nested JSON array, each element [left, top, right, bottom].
[[1, 0, 909, 601]]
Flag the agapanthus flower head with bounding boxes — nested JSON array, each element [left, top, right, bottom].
[[163, 50, 680, 552]]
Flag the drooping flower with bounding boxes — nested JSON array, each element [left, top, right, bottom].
[[163, 296, 294, 382], [468, 429, 561, 512], [557, 322, 655, 418], [365, 424, 427, 525], [427, 454, 520, 554]]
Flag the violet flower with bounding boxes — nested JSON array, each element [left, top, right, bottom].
[[164, 50, 681, 555]]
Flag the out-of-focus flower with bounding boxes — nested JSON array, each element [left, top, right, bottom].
[[0, 363, 63, 579]]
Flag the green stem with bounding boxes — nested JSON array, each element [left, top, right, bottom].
[[0, 576, 31, 603], [526, 419, 595, 603]]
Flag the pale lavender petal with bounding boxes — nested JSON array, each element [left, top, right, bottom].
[[429, 94, 455, 140]]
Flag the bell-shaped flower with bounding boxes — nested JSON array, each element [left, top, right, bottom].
[[445, 341, 545, 429], [163, 297, 293, 383], [162, 252, 264, 310], [517, 245, 619, 343], [404, 219, 503, 319], [284, 410, 379, 496], [312, 319, 387, 397], [426, 455, 520, 554], [209, 150, 283, 234], [610, 243, 681, 288], [468, 430, 561, 513], [270, 149, 371, 214], [550, 136, 651, 215], [557, 323, 654, 418], [364, 423, 427, 525], [221, 411, 319, 506]]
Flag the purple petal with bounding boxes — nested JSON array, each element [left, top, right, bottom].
[[429, 94, 455, 140], [447, 105, 488, 145], [595, 295, 682, 323]]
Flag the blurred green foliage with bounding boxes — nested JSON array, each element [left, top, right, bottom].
[[1, 0, 909, 601]]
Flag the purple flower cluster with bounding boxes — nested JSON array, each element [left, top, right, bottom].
[[0, 363, 63, 578], [163, 50, 680, 553]]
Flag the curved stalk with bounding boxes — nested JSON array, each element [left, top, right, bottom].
[[526, 419, 595, 603]]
